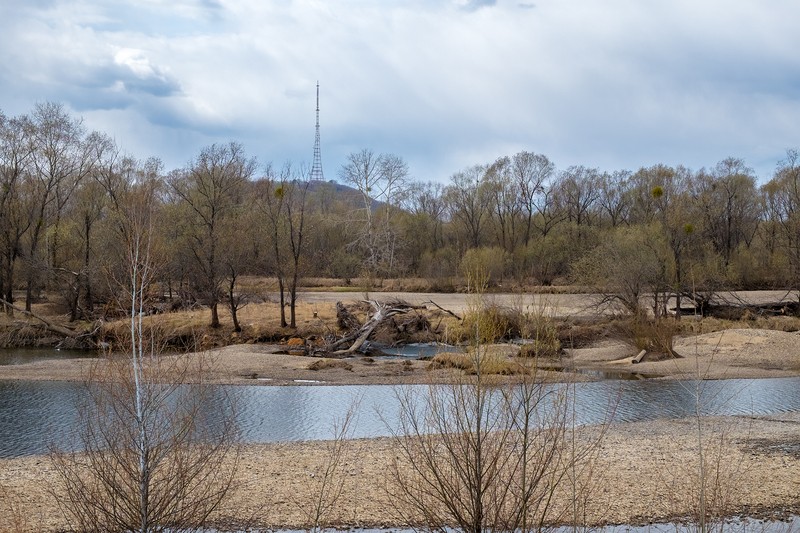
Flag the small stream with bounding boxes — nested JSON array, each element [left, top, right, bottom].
[[0, 347, 93, 366]]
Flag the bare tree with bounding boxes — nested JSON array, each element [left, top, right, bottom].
[[572, 225, 666, 317], [257, 164, 311, 328], [168, 142, 255, 328], [554, 166, 601, 231], [510, 151, 555, 246], [51, 174, 239, 532], [445, 165, 491, 249], [339, 149, 409, 276], [0, 111, 33, 315], [22, 102, 96, 311], [596, 169, 632, 228], [485, 156, 522, 253], [691, 158, 760, 268], [763, 149, 800, 287], [388, 356, 604, 533], [407, 181, 447, 250]]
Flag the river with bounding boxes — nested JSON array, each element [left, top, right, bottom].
[[2, 374, 800, 458]]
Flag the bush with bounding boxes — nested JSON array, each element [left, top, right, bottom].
[[617, 315, 680, 358], [456, 302, 561, 352], [459, 246, 508, 288], [427, 351, 528, 375], [459, 304, 523, 343]]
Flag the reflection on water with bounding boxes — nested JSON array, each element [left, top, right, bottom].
[[2, 377, 800, 458], [0, 348, 94, 366], [372, 342, 465, 359]]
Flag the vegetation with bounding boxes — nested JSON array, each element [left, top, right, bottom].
[[48, 169, 240, 533], [389, 289, 606, 532], [3, 102, 800, 343]]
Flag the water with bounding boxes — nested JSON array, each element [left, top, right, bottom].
[[267, 514, 800, 533], [2, 376, 800, 458], [375, 341, 465, 358], [0, 347, 94, 365]]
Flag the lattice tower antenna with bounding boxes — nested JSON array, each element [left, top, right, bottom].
[[310, 81, 324, 181]]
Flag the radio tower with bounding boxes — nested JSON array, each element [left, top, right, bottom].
[[310, 81, 324, 181]]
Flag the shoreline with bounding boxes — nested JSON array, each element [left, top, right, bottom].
[[2, 326, 800, 529], [1, 327, 800, 385], [2, 414, 800, 531]]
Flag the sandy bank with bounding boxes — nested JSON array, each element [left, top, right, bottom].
[[2, 327, 800, 385], [2, 413, 799, 531]]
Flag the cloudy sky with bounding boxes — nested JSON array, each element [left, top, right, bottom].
[[2, 0, 799, 182]]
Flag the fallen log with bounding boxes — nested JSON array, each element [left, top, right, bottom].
[[0, 297, 97, 348], [329, 300, 410, 356], [0, 298, 82, 338]]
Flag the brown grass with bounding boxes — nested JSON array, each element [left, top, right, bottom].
[[96, 300, 340, 351], [307, 359, 353, 371], [0, 483, 29, 533], [427, 352, 528, 375]]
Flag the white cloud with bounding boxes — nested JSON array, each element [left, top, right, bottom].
[[1, 0, 799, 179]]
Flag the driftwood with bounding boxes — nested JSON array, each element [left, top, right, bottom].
[[336, 302, 361, 331], [328, 300, 410, 356], [424, 300, 462, 321], [631, 349, 647, 364]]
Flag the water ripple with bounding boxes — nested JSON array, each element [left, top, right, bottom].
[[2, 377, 800, 458]]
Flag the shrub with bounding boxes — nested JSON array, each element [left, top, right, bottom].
[[617, 315, 680, 358], [456, 302, 561, 351], [459, 304, 523, 343], [459, 246, 508, 288], [427, 351, 527, 375], [308, 358, 353, 371]]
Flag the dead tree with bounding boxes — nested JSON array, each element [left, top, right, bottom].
[[327, 300, 411, 355]]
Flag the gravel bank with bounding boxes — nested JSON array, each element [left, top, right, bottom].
[[2, 413, 799, 531]]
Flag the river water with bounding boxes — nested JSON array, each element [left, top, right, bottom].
[[2, 373, 800, 458]]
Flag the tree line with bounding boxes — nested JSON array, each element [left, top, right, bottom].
[[2, 102, 800, 326]]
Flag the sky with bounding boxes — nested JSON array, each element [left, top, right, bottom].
[[1, 0, 799, 183]]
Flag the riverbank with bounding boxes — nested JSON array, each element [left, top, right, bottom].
[[2, 413, 799, 531], [1, 327, 799, 385]]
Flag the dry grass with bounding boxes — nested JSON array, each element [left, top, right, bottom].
[[97, 300, 340, 351], [307, 359, 353, 372], [428, 352, 473, 371], [427, 351, 528, 375], [0, 483, 30, 533]]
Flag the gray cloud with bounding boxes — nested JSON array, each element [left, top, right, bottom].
[[1, 0, 799, 181]]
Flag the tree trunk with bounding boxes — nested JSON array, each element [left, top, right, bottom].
[[228, 276, 241, 333], [210, 302, 220, 328], [289, 270, 299, 329], [25, 277, 33, 312], [278, 277, 287, 328]]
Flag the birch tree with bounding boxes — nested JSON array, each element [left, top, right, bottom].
[[339, 149, 409, 276], [52, 172, 239, 532]]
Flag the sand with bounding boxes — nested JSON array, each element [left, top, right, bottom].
[[2, 326, 800, 530], [1, 413, 799, 531]]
